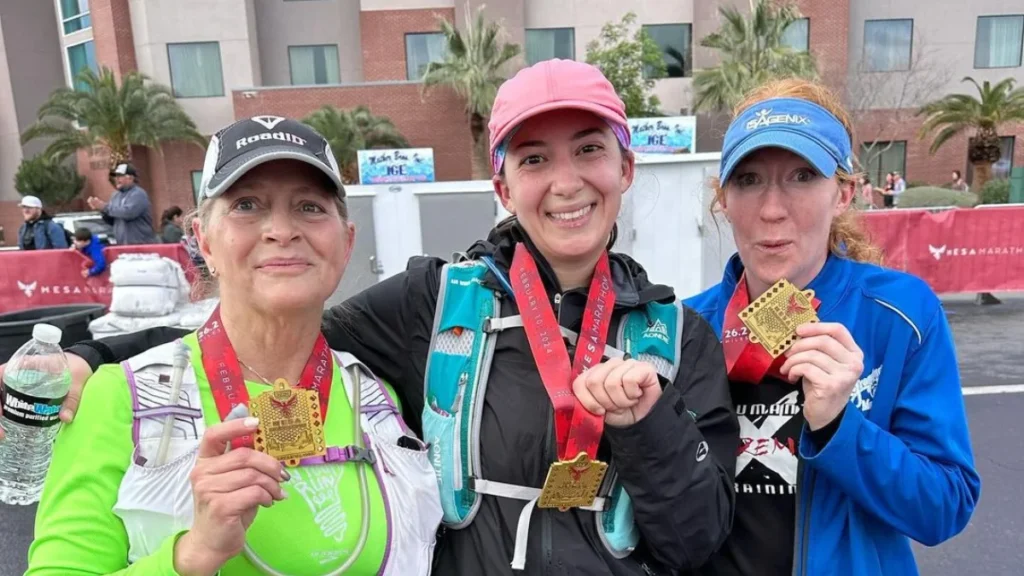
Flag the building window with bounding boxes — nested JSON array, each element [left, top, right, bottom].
[[525, 28, 575, 66], [191, 171, 203, 197], [66, 40, 97, 92], [966, 136, 1016, 183], [60, 0, 91, 35], [860, 141, 907, 186], [974, 15, 1024, 68], [781, 18, 810, 52], [643, 23, 692, 78], [405, 32, 446, 80], [863, 19, 913, 72], [167, 42, 225, 98], [289, 45, 340, 85]]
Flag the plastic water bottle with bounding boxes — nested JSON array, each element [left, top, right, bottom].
[[0, 324, 71, 505]]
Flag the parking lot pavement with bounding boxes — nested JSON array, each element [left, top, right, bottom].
[[2, 297, 1022, 574], [913, 392, 1024, 574]]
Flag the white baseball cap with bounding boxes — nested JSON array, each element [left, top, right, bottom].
[[18, 196, 42, 209]]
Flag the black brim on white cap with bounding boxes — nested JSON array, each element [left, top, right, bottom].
[[196, 115, 346, 202]]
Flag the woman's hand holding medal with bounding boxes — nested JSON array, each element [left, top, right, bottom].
[[572, 358, 662, 428], [174, 416, 290, 576], [780, 322, 865, 431]]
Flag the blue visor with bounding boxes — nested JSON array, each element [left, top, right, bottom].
[[719, 97, 854, 184]]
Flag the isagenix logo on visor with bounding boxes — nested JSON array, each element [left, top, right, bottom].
[[746, 108, 810, 131]]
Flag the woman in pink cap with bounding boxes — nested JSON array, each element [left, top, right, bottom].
[[33, 59, 738, 575]]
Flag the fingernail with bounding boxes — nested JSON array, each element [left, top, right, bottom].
[[279, 489, 289, 500], [60, 410, 72, 421], [280, 467, 291, 482], [243, 417, 259, 429]]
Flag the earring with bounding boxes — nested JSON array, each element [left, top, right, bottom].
[[208, 265, 217, 276]]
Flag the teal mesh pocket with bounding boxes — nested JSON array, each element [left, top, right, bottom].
[[602, 484, 640, 556], [422, 405, 470, 524]]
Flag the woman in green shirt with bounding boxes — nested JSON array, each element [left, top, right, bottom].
[[26, 117, 442, 576]]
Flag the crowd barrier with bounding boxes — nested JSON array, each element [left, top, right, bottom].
[[859, 206, 1024, 294], [0, 244, 194, 312]]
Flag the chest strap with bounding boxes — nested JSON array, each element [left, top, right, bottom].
[[484, 315, 629, 360], [470, 478, 607, 570]]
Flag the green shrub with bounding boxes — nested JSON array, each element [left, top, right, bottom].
[[906, 180, 930, 189], [14, 154, 84, 207], [979, 179, 1010, 204], [897, 186, 978, 208]]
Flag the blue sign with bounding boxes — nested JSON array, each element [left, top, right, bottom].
[[628, 117, 696, 154], [357, 148, 435, 185]]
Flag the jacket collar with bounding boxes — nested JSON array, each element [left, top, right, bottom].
[[465, 220, 676, 308], [721, 252, 852, 316]]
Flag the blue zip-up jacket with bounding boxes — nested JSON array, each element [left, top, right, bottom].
[[18, 214, 68, 250], [685, 253, 980, 576], [77, 234, 107, 276]]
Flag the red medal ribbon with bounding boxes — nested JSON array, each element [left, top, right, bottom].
[[509, 243, 615, 461], [722, 273, 820, 385], [198, 306, 334, 450]]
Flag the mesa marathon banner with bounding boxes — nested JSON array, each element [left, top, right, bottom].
[[861, 206, 1024, 293], [0, 244, 195, 311]]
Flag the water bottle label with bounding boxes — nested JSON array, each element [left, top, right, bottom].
[[1, 385, 64, 428]]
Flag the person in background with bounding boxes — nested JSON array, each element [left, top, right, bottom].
[[686, 78, 979, 576], [892, 171, 907, 206], [882, 172, 896, 208], [87, 163, 159, 245], [951, 170, 969, 192], [160, 205, 185, 243], [858, 175, 874, 209], [17, 195, 69, 250], [71, 227, 107, 278]]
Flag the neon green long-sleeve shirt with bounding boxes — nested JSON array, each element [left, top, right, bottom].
[[27, 334, 392, 575]]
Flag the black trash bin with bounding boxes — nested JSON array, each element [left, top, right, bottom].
[[0, 304, 107, 364]]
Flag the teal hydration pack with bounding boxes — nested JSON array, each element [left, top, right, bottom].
[[421, 257, 684, 570]]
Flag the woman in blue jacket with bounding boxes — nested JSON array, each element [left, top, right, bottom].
[[685, 78, 981, 575]]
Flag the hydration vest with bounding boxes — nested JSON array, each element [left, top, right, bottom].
[[113, 340, 443, 575], [421, 258, 684, 570]]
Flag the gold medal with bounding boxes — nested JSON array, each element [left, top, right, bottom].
[[250, 378, 327, 466], [739, 279, 819, 359], [538, 452, 609, 511]]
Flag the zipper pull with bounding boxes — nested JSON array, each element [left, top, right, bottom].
[[450, 372, 468, 413]]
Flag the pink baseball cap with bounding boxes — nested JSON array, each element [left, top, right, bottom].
[[488, 59, 631, 174]]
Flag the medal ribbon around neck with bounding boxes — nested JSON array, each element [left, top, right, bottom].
[[509, 243, 615, 461], [722, 273, 821, 385], [198, 306, 334, 451]]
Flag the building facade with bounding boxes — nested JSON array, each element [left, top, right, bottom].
[[0, 0, 1022, 244]]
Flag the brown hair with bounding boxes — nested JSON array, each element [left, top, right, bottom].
[[711, 78, 883, 265]]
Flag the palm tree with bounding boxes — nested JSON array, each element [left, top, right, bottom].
[[917, 76, 1024, 190], [693, 0, 818, 113], [303, 105, 410, 184], [421, 5, 521, 179], [21, 67, 205, 169]]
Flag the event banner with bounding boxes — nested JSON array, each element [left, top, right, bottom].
[[628, 116, 696, 154], [0, 244, 194, 312], [357, 148, 435, 185], [860, 207, 1024, 293]]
